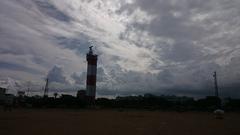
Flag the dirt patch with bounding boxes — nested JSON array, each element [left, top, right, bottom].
[[0, 109, 239, 135]]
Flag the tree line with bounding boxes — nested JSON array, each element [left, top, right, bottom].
[[1, 93, 240, 112]]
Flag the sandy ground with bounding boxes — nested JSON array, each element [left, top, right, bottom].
[[0, 109, 239, 135]]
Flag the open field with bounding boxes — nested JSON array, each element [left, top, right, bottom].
[[0, 109, 240, 135]]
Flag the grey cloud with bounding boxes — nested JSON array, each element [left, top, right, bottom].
[[71, 72, 86, 85], [161, 41, 203, 62], [119, 1, 210, 40], [0, 62, 42, 75], [34, 0, 71, 22], [47, 65, 69, 84], [97, 67, 108, 82]]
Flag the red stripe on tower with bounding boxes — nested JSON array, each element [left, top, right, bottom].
[[86, 46, 98, 101]]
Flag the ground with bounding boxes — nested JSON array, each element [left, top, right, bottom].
[[0, 109, 239, 135]]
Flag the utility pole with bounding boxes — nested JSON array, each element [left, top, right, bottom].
[[44, 78, 49, 97], [27, 81, 30, 96], [213, 71, 219, 97]]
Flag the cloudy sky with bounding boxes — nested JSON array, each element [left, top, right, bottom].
[[0, 0, 240, 98]]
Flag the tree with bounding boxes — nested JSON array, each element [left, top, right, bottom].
[[54, 93, 58, 99]]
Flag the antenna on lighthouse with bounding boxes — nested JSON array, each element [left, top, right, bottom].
[[89, 46, 93, 54]]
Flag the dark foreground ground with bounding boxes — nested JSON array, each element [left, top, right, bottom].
[[0, 109, 239, 135]]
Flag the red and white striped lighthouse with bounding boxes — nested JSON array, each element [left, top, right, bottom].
[[86, 46, 98, 101]]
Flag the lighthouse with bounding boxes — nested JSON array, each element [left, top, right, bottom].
[[86, 46, 98, 101]]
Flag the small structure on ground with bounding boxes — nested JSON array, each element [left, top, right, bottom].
[[214, 109, 224, 119]]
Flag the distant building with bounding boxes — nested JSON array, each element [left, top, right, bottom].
[[3, 94, 14, 111], [0, 87, 6, 95], [77, 90, 86, 99], [17, 91, 25, 97], [0, 87, 7, 103], [0, 87, 14, 108]]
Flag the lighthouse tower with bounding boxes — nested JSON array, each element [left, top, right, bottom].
[[86, 46, 98, 101]]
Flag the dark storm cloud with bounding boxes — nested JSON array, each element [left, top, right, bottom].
[[112, 0, 240, 97], [1, 0, 240, 98], [156, 69, 174, 84], [119, 0, 240, 47], [160, 41, 203, 62], [55, 34, 92, 55]]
